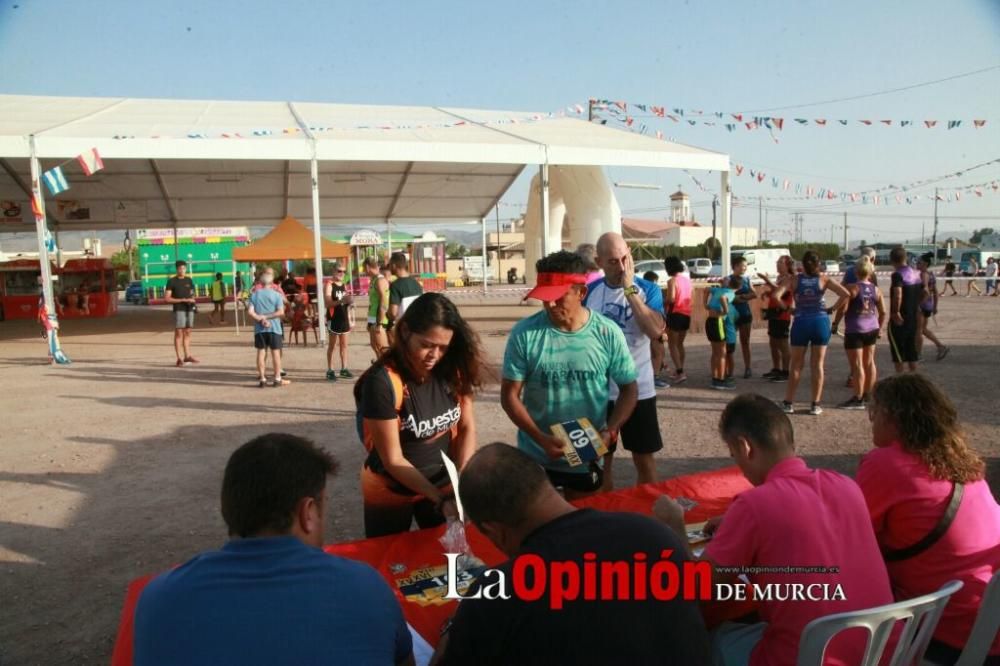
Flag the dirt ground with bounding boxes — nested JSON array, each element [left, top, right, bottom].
[[1, 291, 998, 665]]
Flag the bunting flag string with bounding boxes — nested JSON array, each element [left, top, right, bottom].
[[110, 111, 569, 141], [41, 148, 105, 197], [584, 99, 989, 132]]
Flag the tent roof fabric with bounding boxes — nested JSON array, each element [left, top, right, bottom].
[[0, 94, 729, 233], [231, 216, 350, 262]]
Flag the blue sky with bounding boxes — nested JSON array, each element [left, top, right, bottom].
[[1, 0, 998, 246]]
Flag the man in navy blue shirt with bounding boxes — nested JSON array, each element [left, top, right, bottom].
[[134, 433, 414, 666]]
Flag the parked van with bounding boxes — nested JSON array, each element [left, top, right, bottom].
[[685, 257, 713, 277], [955, 249, 1000, 275], [730, 248, 791, 279]]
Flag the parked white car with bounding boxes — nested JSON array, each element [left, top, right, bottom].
[[633, 259, 668, 285], [822, 260, 840, 274]]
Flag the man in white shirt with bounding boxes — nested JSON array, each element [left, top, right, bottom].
[[583, 232, 666, 491]]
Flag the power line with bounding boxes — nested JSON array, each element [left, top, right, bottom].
[[734, 64, 1000, 113]]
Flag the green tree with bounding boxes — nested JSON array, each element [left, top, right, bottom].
[[970, 227, 995, 245], [446, 242, 467, 259]]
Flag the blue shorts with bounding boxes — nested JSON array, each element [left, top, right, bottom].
[[790, 315, 831, 347]]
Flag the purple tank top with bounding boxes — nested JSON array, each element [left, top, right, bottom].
[[846, 282, 879, 334]]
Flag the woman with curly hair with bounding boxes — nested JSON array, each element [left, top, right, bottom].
[[354, 292, 489, 537], [857, 373, 1000, 665]]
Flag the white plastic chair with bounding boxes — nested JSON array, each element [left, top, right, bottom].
[[797, 580, 963, 666], [954, 569, 1000, 666]]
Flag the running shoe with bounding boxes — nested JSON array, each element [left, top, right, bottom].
[[779, 401, 794, 414], [770, 371, 789, 383], [340, 368, 353, 378], [280, 369, 288, 377], [809, 403, 823, 416], [762, 368, 779, 380], [326, 369, 337, 381], [936, 346, 950, 361], [837, 397, 866, 411], [743, 368, 752, 379], [272, 378, 291, 387], [724, 377, 737, 390], [654, 377, 671, 389], [671, 373, 688, 385], [711, 379, 727, 391]]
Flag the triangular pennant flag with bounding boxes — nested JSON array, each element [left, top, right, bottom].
[[783, 179, 790, 190], [42, 166, 70, 195], [947, 120, 961, 129], [749, 169, 756, 178], [924, 120, 937, 128], [973, 119, 985, 128], [573, 103, 584, 114], [652, 106, 665, 117], [731, 113, 743, 122], [636, 104, 647, 112], [687, 120, 697, 126], [735, 164, 744, 176], [873, 195, 880, 205], [901, 120, 911, 127], [771, 177, 779, 187], [77, 148, 104, 175], [745, 121, 757, 130], [626, 117, 634, 126], [667, 114, 679, 122], [715, 112, 724, 119], [860, 120, 873, 126], [815, 119, 827, 126], [655, 130, 663, 140], [673, 108, 684, 116], [895, 195, 902, 204], [955, 191, 961, 201], [31, 194, 44, 220], [773, 118, 784, 130], [725, 123, 736, 132], [838, 120, 849, 126], [615, 101, 627, 111], [807, 186, 815, 197], [974, 188, 982, 197], [757, 172, 766, 182], [880, 120, 892, 126], [795, 118, 808, 125]]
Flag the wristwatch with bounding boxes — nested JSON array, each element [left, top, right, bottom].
[[623, 286, 639, 297]]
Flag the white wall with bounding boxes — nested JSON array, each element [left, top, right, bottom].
[[660, 226, 758, 247]]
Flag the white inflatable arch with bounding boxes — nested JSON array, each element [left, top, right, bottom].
[[522, 165, 623, 282]]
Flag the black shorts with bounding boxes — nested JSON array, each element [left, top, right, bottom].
[[726, 342, 736, 355], [844, 330, 878, 350], [545, 463, 603, 494], [888, 325, 919, 363], [706, 317, 726, 343], [768, 319, 790, 339], [667, 312, 691, 332], [920, 308, 934, 319], [328, 315, 351, 334], [606, 397, 663, 455], [253, 331, 283, 350], [736, 313, 753, 327]]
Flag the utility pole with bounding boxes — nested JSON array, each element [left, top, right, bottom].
[[931, 187, 939, 247], [758, 197, 763, 241], [711, 195, 718, 241], [495, 204, 502, 286], [587, 99, 594, 123], [843, 213, 848, 253]]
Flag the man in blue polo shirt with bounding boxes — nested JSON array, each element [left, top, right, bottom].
[[134, 433, 413, 666]]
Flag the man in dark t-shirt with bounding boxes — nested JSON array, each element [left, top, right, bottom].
[[888, 246, 925, 373], [435, 444, 711, 666], [165, 260, 198, 367], [387, 252, 423, 342]]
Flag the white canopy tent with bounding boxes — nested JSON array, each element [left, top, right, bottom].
[[0, 94, 731, 347]]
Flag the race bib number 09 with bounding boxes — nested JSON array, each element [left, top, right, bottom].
[[551, 418, 608, 467]]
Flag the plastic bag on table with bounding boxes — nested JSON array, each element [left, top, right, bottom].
[[439, 517, 475, 573]]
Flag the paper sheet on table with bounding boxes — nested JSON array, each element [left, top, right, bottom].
[[408, 622, 434, 666], [440, 451, 464, 522]]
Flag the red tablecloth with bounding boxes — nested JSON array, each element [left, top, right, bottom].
[[111, 466, 751, 665]]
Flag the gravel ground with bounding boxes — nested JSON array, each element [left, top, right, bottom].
[[1, 293, 998, 664]]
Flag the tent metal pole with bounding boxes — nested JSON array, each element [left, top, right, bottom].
[[310, 149, 328, 345], [720, 170, 731, 273], [540, 163, 551, 257], [28, 135, 62, 350], [387, 219, 392, 258], [232, 259, 239, 335], [481, 217, 488, 295]]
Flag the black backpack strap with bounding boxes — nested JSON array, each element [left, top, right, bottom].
[[883, 482, 964, 562]]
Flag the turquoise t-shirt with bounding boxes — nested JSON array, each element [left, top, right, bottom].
[[502, 309, 637, 474], [707, 287, 737, 342]]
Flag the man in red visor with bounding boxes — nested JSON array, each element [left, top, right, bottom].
[[501, 250, 638, 498]]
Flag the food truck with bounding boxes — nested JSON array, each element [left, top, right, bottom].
[[137, 227, 251, 302], [56, 258, 118, 318], [0, 259, 47, 321]]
